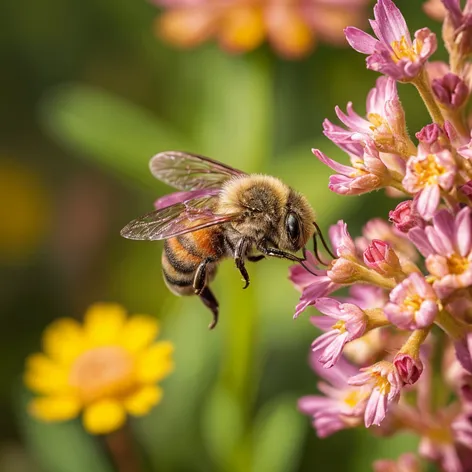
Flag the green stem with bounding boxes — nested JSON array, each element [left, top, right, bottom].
[[413, 70, 445, 125], [436, 309, 471, 339], [399, 327, 431, 357]]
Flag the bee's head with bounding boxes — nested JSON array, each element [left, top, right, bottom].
[[279, 191, 315, 252]]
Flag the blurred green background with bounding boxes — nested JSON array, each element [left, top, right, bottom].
[[0, 0, 443, 471]]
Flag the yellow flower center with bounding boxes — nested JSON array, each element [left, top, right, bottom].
[[403, 294, 423, 312], [332, 320, 346, 333], [343, 389, 366, 408], [372, 372, 391, 395], [367, 112, 387, 131], [427, 425, 453, 444], [69, 346, 136, 404], [447, 253, 469, 275], [413, 154, 445, 187], [390, 35, 418, 63]]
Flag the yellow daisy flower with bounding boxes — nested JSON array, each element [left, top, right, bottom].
[[24, 303, 174, 435]]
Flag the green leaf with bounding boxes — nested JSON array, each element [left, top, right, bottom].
[[251, 396, 306, 472], [201, 385, 245, 472], [16, 389, 113, 472], [39, 84, 195, 187]]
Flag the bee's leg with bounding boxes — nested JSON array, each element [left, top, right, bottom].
[[234, 238, 251, 289], [199, 286, 219, 330], [247, 255, 265, 262], [193, 259, 211, 295], [257, 244, 300, 262]]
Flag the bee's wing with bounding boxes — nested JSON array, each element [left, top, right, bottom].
[[154, 188, 220, 210], [150, 151, 247, 191], [120, 195, 239, 241]]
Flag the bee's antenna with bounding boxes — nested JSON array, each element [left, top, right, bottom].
[[312, 221, 336, 265]]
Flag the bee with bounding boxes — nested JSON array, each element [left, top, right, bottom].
[[121, 152, 333, 329]]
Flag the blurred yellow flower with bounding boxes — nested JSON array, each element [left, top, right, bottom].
[[153, 0, 370, 59], [0, 158, 50, 262], [24, 303, 174, 435]]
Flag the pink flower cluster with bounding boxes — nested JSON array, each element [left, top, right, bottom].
[[294, 1, 472, 471]]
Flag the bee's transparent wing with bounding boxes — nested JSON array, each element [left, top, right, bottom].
[[150, 151, 247, 191], [120, 195, 239, 241], [154, 188, 220, 210]]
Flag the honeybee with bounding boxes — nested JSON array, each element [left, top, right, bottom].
[[121, 152, 332, 329]]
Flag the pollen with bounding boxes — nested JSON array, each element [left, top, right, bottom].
[[343, 389, 366, 408], [403, 294, 423, 312], [367, 113, 387, 130], [413, 154, 445, 187], [332, 320, 347, 333], [390, 35, 417, 63], [372, 372, 391, 395], [447, 253, 469, 275], [69, 346, 135, 404]]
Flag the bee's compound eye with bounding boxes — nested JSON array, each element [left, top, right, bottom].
[[286, 213, 300, 244]]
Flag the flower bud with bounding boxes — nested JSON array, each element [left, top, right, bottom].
[[363, 240, 402, 278], [394, 353, 423, 385], [415, 123, 448, 153], [327, 258, 360, 284], [389, 200, 425, 233], [432, 73, 469, 109]]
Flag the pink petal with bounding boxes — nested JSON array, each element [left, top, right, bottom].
[[344, 26, 378, 54], [374, 0, 410, 46], [416, 184, 440, 220], [312, 149, 355, 175], [455, 206, 472, 256], [408, 227, 434, 257], [313, 298, 343, 317]]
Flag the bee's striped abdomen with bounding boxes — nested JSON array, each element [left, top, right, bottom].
[[162, 227, 225, 296]]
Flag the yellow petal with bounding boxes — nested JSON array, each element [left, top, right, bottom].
[[266, 5, 315, 59], [83, 303, 126, 346], [136, 342, 174, 383], [42, 318, 87, 366], [157, 8, 216, 48], [82, 400, 126, 435], [28, 396, 81, 422], [24, 353, 69, 395], [219, 6, 265, 53], [124, 385, 163, 416], [120, 315, 159, 353]]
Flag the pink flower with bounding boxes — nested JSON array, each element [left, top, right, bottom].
[[298, 354, 367, 438], [457, 135, 472, 159], [323, 77, 406, 152], [374, 453, 422, 472], [348, 360, 402, 427], [363, 239, 402, 278], [415, 123, 449, 153], [313, 141, 392, 196], [432, 73, 469, 109], [409, 207, 472, 298], [289, 250, 340, 319], [344, 0, 437, 81], [419, 409, 472, 472], [311, 298, 368, 368], [389, 200, 425, 233], [403, 144, 456, 220], [356, 217, 419, 262], [384, 272, 439, 330], [441, 0, 472, 57], [289, 220, 361, 317], [394, 352, 423, 385]]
